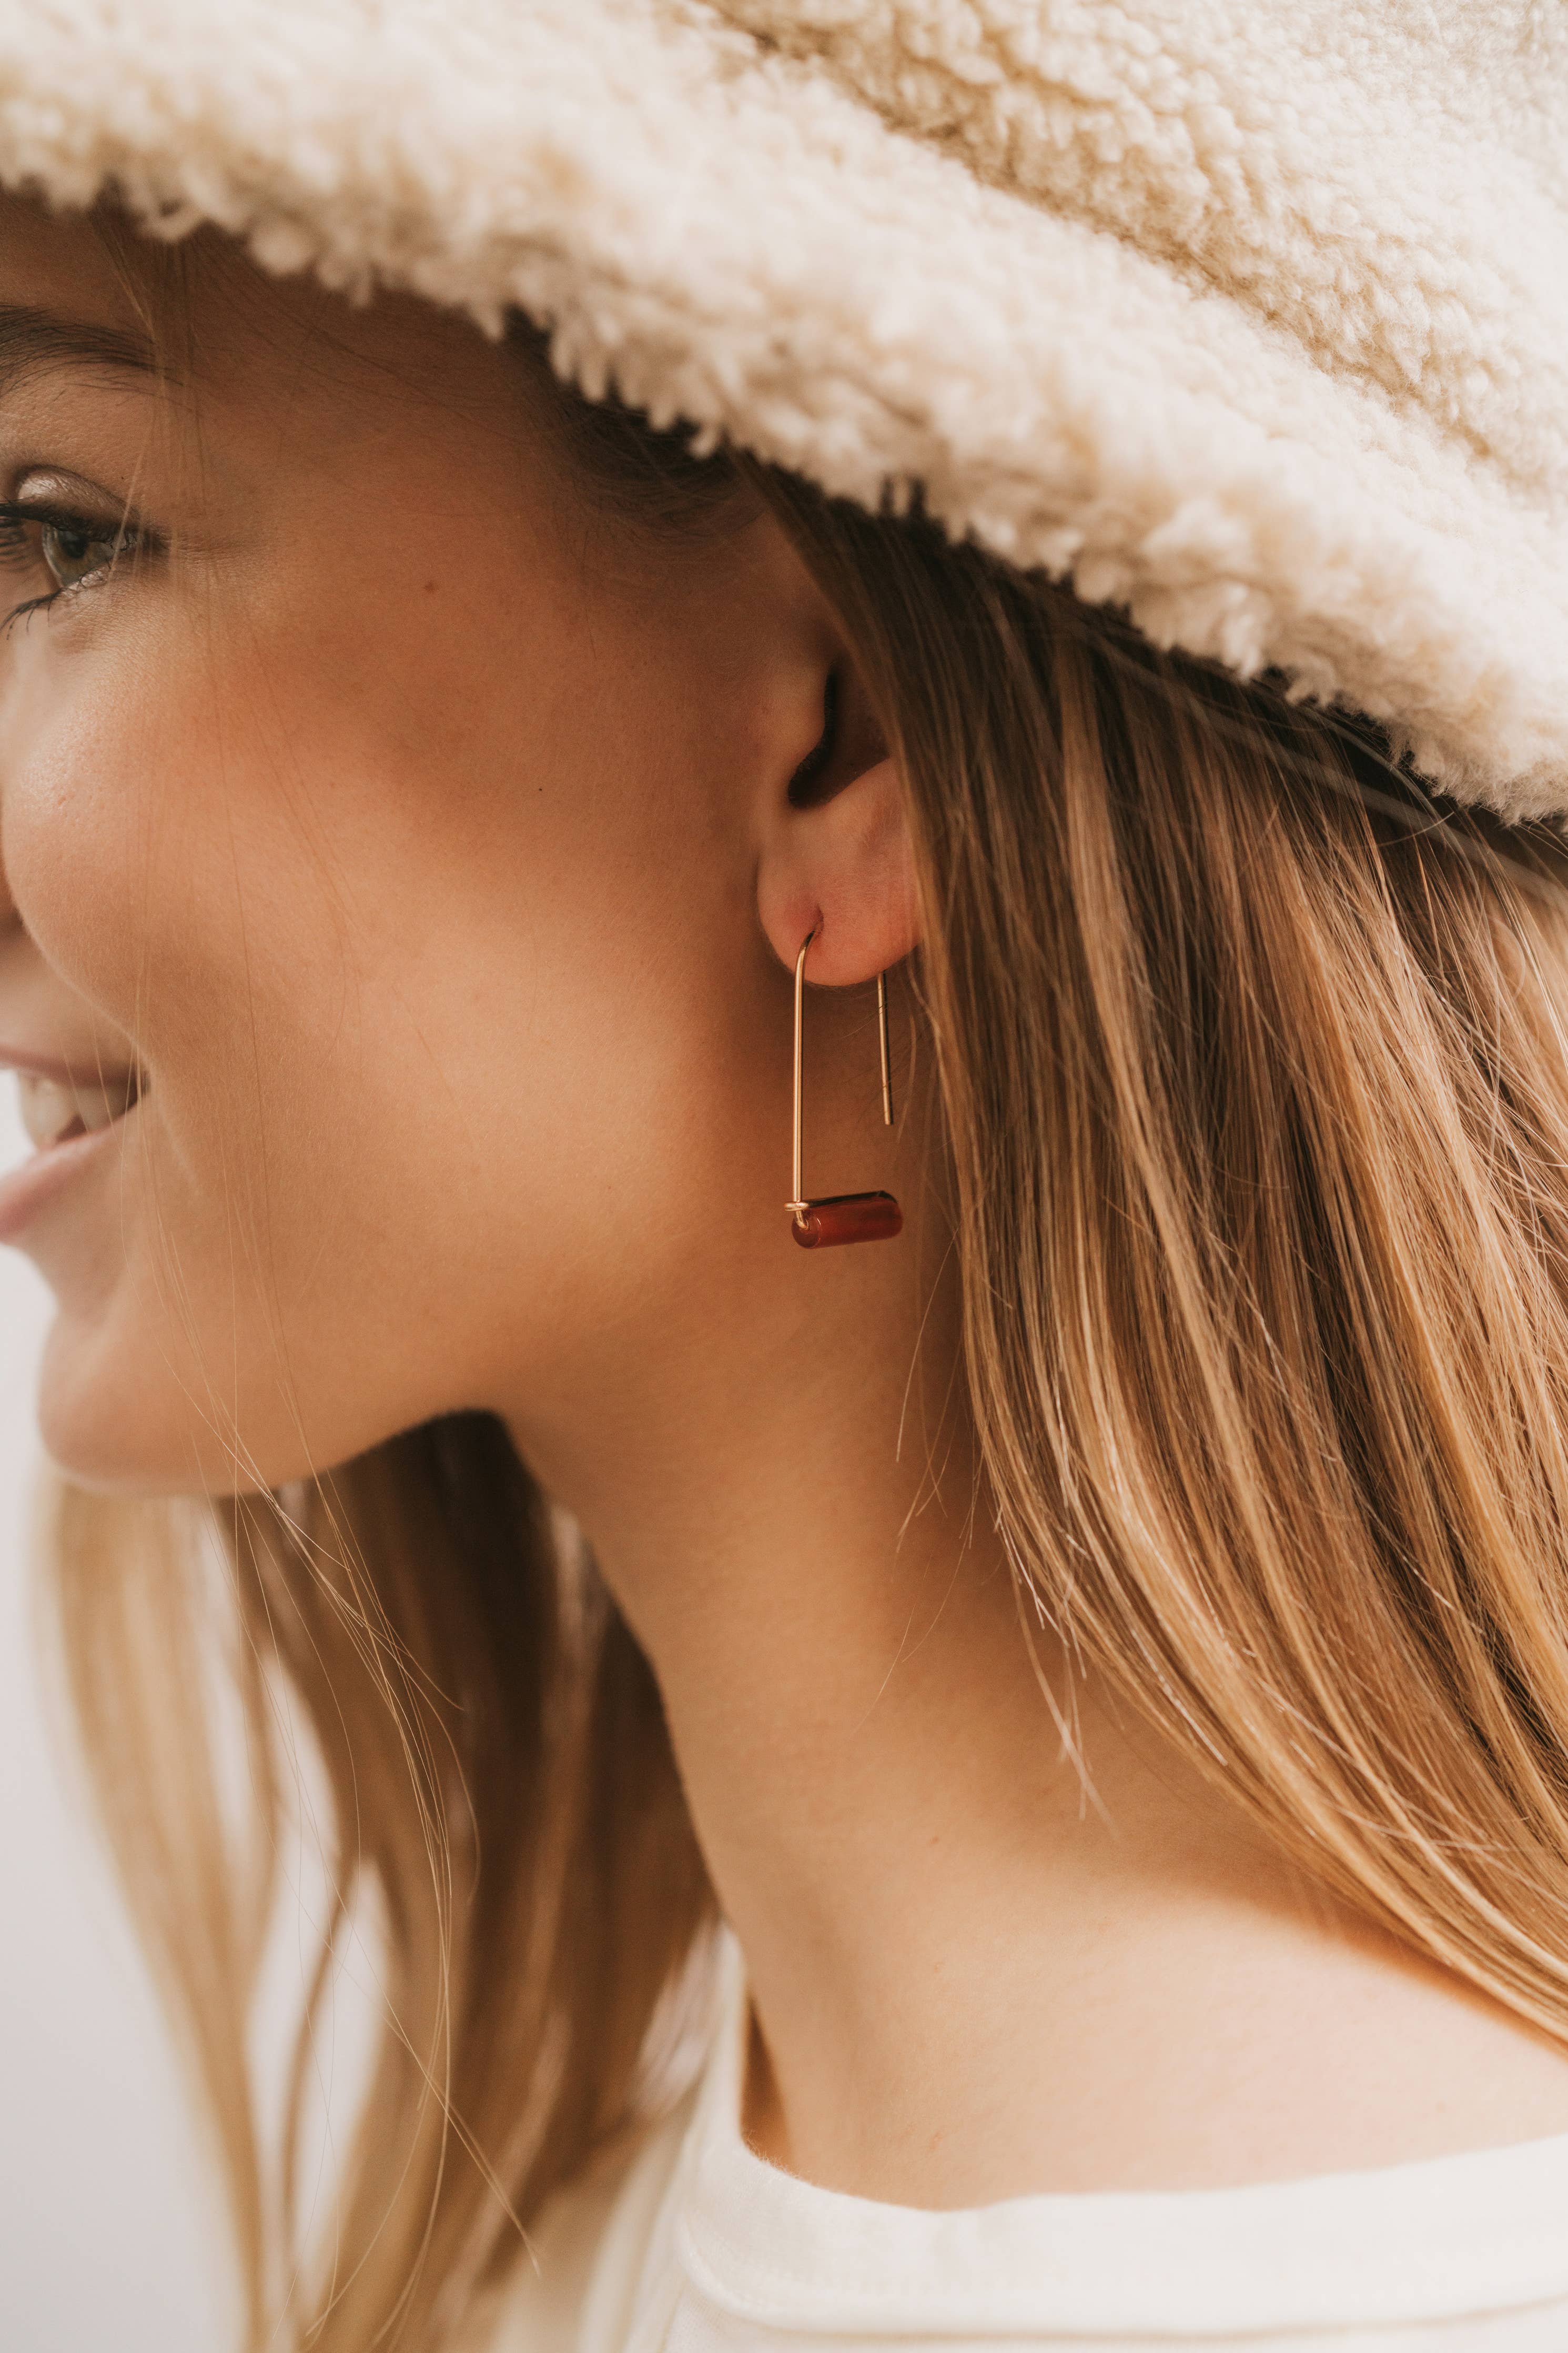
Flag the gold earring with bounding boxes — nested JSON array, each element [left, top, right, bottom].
[[786, 927, 903, 1250]]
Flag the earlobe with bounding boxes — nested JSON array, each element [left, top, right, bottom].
[[758, 744, 923, 989]]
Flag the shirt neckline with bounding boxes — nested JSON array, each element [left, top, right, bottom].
[[670, 1936, 1568, 2339]]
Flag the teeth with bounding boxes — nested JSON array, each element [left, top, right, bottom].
[[17, 1075, 76, 1152], [15, 1068, 141, 1153], [76, 1080, 131, 1135]]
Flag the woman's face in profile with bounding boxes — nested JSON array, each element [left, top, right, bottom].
[[0, 196, 914, 1505]]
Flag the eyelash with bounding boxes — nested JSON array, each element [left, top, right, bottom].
[[0, 497, 155, 634]]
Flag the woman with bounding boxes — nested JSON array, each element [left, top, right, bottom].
[[5, 3, 1568, 2348]]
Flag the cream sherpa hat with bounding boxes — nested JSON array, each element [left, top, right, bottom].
[[0, 3, 1564, 818]]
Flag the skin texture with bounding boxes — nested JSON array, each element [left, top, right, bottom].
[[6, 194, 1568, 2211]]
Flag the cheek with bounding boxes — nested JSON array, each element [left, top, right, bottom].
[[7, 555, 774, 1496], [1, 642, 156, 1020], [1, 631, 422, 1478], [7, 610, 368, 1079]]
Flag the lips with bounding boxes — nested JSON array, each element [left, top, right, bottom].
[[0, 1049, 148, 1243]]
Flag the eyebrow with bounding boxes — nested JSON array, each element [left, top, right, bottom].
[[0, 303, 159, 398]]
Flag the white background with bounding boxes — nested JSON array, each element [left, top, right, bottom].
[[0, 1084, 218, 2348]]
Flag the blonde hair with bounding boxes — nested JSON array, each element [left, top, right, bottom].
[[45, 295, 1568, 2349]]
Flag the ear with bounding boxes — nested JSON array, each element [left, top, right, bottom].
[[756, 663, 922, 986]]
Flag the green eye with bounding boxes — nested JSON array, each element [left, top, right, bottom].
[[39, 517, 120, 591]]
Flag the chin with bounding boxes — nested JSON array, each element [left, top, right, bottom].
[[36, 1320, 197, 1496], [34, 1309, 270, 1499]]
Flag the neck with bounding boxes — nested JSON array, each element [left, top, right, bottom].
[[503, 1233, 1568, 2208]]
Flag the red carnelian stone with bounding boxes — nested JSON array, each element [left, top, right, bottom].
[[791, 1192, 903, 1250]]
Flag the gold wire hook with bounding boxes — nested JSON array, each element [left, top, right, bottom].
[[787, 927, 902, 1249]]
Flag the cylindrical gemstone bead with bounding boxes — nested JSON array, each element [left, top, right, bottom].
[[791, 1192, 903, 1249]]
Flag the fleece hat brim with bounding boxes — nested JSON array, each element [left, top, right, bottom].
[[1, 1, 1565, 818]]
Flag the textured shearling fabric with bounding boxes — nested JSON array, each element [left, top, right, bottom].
[[0, 2, 1564, 816]]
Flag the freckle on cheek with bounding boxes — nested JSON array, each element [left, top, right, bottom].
[[423, 579, 438, 595]]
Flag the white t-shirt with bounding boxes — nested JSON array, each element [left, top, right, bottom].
[[495, 1944, 1568, 2353]]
